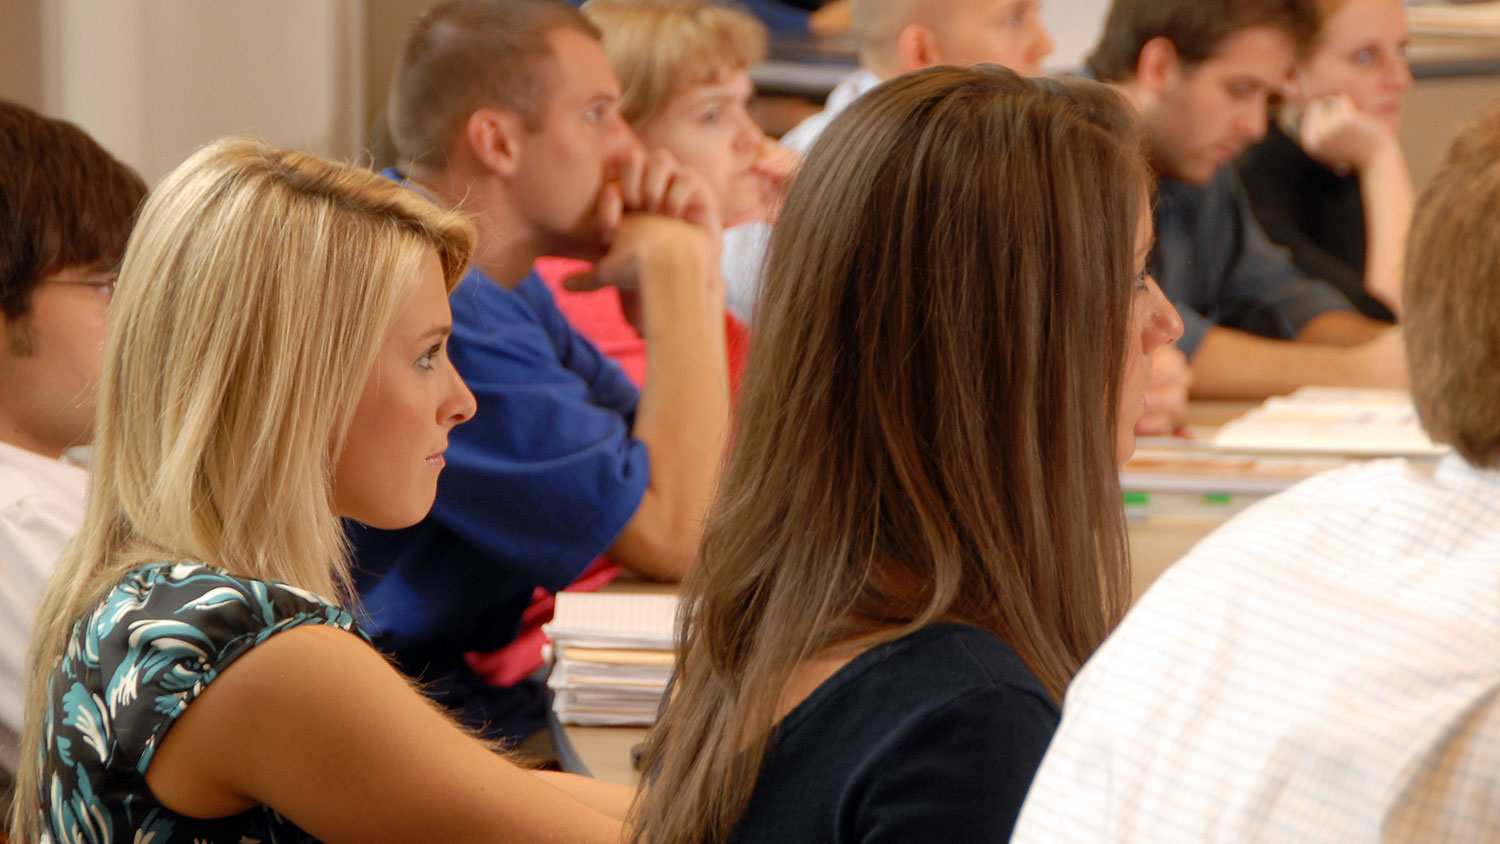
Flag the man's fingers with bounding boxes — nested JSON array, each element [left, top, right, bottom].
[[1134, 412, 1175, 436], [562, 269, 602, 292], [638, 149, 677, 213], [663, 172, 705, 220], [615, 147, 647, 210], [597, 183, 624, 245]]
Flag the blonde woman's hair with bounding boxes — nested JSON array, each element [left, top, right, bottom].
[[9, 137, 474, 839], [581, 0, 767, 126]]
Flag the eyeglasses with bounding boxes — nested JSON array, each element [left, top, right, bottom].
[[43, 272, 118, 298]]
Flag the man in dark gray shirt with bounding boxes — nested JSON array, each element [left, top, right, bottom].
[[1088, 0, 1406, 401]]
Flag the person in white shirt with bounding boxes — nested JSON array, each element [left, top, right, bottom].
[[782, 0, 1053, 154], [724, 0, 1054, 320], [0, 101, 146, 781], [1011, 102, 1500, 843]]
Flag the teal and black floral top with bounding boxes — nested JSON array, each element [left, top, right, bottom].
[[37, 561, 365, 844]]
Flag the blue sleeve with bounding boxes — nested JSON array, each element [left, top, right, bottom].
[[1213, 173, 1355, 343], [854, 685, 1059, 844], [734, 0, 813, 31], [1173, 306, 1218, 362], [1157, 172, 1356, 359], [433, 271, 649, 592]]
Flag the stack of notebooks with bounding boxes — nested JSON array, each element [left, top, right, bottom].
[[543, 591, 680, 726]]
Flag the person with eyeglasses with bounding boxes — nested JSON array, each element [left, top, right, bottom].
[[0, 99, 146, 810]]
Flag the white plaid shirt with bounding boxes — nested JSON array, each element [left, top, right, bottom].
[[1013, 455, 1500, 843]]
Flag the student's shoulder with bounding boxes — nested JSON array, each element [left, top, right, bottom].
[[90, 561, 359, 649], [870, 624, 1055, 713]]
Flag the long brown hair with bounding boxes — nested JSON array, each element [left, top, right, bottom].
[[630, 65, 1147, 844]]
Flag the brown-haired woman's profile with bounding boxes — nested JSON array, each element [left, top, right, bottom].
[[629, 65, 1182, 844]]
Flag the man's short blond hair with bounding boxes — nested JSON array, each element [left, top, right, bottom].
[[849, 0, 950, 72], [388, 0, 598, 168], [582, 0, 767, 127], [1405, 100, 1500, 467]]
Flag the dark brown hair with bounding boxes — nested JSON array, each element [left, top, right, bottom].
[[0, 100, 145, 323], [1405, 100, 1500, 468], [629, 65, 1146, 844], [387, 0, 599, 168], [1087, 0, 1318, 82]]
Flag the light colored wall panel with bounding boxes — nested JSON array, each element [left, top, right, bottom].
[[1041, 0, 1110, 73], [41, 0, 364, 184], [1402, 72, 1500, 191], [0, 0, 46, 110]]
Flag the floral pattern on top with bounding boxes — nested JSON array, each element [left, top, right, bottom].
[[36, 561, 366, 844]]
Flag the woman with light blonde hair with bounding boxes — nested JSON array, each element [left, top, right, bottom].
[[586, 0, 788, 229], [529, 0, 782, 394], [630, 65, 1182, 844], [9, 137, 630, 843], [1237, 0, 1415, 321]]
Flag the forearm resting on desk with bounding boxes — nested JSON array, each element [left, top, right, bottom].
[[1188, 324, 1408, 398]]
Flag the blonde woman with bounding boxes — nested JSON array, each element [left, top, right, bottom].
[[1237, 0, 1414, 321], [532, 0, 780, 388], [9, 138, 630, 843]]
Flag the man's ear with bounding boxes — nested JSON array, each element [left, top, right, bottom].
[[465, 106, 527, 178], [1135, 36, 1181, 98], [894, 24, 942, 74]]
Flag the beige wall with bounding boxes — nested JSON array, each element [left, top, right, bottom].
[[9, 1, 1498, 189], [0, 0, 46, 111], [1402, 72, 1500, 191], [16, 0, 365, 184], [363, 0, 433, 164]]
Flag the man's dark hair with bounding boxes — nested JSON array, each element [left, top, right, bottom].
[[1087, 0, 1317, 83], [0, 100, 146, 323], [387, 0, 600, 169]]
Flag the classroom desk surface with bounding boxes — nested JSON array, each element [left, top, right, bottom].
[[557, 400, 1256, 786]]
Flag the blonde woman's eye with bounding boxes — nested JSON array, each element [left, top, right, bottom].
[[417, 344, 441, 371]]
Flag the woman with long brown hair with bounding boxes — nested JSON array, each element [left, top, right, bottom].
[[630, 65, 1182, 844]]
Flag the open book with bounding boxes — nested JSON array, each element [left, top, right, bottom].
[[1210, 388, 1448, 458]]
